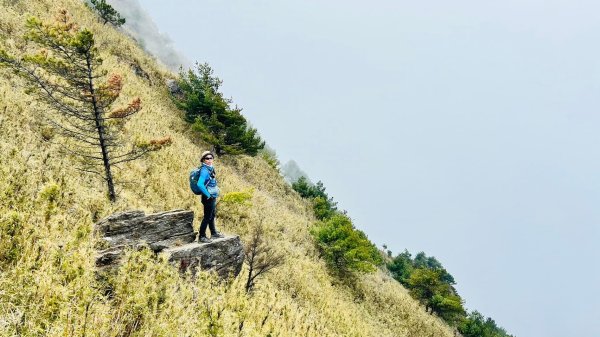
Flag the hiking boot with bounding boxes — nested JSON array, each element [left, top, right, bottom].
[[211, 232, 225, 239], [199, 236, 212, 243]]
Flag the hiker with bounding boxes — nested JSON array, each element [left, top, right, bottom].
[[196, 151, 225, 243]]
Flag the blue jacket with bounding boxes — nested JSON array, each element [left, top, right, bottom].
[[197, 164, 219, 198]]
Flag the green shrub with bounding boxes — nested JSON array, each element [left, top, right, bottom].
[[39, 182, 60, 221], [430, 293, 466, 326], [220, 190, 253, 206], [218, 189, 254, 227], [39, 182, 59, 202], [459, 311, 514, 337], [407, 268, 466, 326], [311, 214, 382, 279], [313, 196, 335, 220], [0, 211, 23, 265]]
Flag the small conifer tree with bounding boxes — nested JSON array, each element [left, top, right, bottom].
[[292, 176, 338, 220], [173, 63, 265, 156], [0, 11, 169, 202], [89, 0, 126, 27]]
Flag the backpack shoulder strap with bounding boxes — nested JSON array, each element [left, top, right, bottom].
[[199, 165, 211, 187]]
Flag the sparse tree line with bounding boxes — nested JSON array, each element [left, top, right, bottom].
[[387, 250, 513, 336], [293, 178, 514, 337], [292, 177, 383, 282], [387, 251, 463, 323]]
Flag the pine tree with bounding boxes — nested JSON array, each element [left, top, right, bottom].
[[0, 11, 169, 202], [387, 250, 414, 285], [174, 63, 265, 156], [89, 0, 126, 27], [292, 176, 338, 220]]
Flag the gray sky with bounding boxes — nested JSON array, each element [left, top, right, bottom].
[[128, 1, 600, 336]]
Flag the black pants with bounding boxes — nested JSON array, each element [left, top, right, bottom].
[[199, 196, 217, 237]]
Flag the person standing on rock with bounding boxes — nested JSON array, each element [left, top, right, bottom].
[[197, 151, 225, 243]]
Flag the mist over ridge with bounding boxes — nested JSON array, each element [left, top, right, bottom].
[[106, 0, 190, 70]]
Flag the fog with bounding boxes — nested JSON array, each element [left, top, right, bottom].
[[108, 0, 190, 70], [110, 1, 600, 336]]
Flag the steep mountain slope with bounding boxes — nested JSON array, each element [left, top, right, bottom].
[[0, 1, 456, 336]]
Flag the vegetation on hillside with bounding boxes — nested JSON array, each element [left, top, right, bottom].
[[292, 176, 338, 220], [388, 251, 465, 325], [173, 62, 265, 156], [292, 175, 382, 283], [0, 10, 169, 202], [311, 214, 382, 280], [460, 311, 514, 337], [293, 175, 514, 336], [387, 250, 514, 336]]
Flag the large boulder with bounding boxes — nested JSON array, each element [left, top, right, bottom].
[[95, 210, 244, 278], [163, 236, 245, 278]]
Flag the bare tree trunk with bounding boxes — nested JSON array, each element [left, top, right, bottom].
[[245, 263, 254, 292], [86, 51, 116, 202]]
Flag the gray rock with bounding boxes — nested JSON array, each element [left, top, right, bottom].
[[130, 61, 151, 83], [166, 79, 183, 97], [163, 235, 245, 278], [96, 209, 196, 251], [95, 209, 196, 268], [94, 210, 244, 279]]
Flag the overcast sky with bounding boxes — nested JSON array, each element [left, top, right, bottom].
[[123, 1, 600, 336]]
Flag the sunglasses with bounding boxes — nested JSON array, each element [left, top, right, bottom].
[[204, 157, 214, 160]]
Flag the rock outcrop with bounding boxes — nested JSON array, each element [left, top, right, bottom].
[[95, 210, 244, 278], [163, 237, 244, 278], [166, 79, 183, 98]]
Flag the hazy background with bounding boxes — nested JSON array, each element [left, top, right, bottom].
[[111, 1, 600, 336]]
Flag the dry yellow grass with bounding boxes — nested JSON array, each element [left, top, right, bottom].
[[0, 1, 457, 336]]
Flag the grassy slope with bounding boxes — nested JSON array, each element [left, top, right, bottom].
[[0, 1, 456, 336]]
